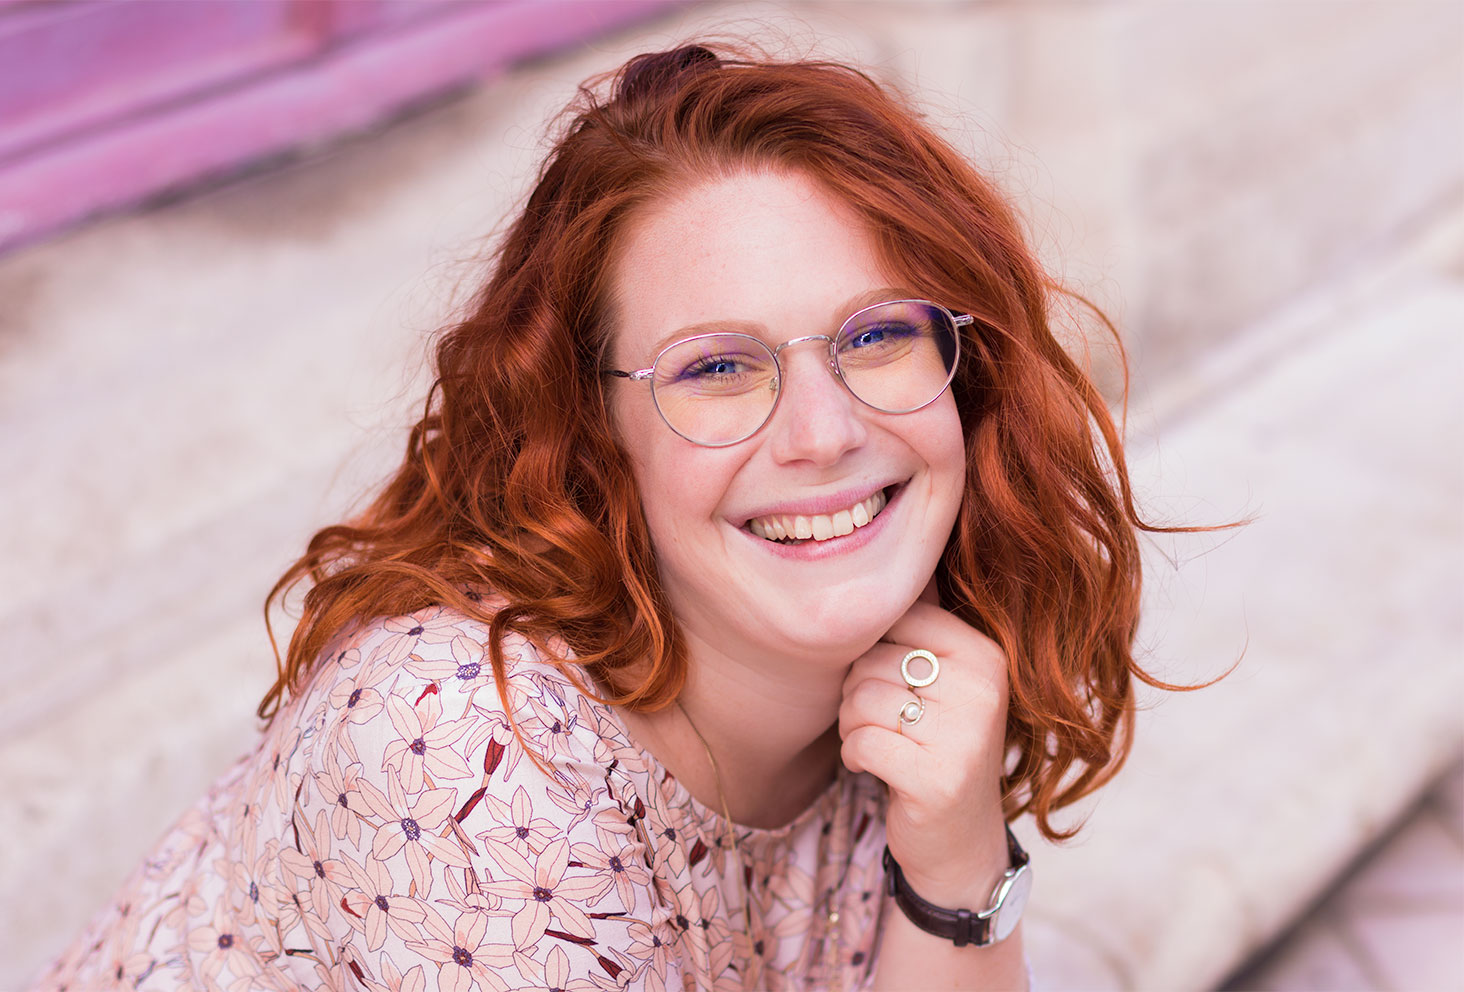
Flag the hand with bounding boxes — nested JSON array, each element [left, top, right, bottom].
[[837, 598, 1011, 905]]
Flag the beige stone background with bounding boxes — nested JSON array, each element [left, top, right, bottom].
[[2, 1, 1462, 989]]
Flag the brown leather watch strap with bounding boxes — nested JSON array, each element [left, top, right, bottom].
[[882, 825, 1029, 947]]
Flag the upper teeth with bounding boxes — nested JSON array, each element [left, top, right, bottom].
[[747, 490, 888, 543]]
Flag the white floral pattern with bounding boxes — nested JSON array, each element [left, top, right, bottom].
[[37, 606, 889, 991]]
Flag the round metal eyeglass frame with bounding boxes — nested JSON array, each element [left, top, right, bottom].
[[604, 299, 972, 447]]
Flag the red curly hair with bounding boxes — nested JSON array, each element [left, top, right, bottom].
[[264, 44, 1190, 842]]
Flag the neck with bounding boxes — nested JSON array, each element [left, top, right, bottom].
[[619, 630, 848, 830]]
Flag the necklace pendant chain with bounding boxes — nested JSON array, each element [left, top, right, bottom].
[[676, 701, 755, 942], [675, 700, 850, 991]]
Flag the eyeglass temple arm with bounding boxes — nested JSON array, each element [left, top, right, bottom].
[[953, 314, 975, 328], [603, 368, 654, 380]]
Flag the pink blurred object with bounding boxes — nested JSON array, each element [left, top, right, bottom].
[[0, 0, 677, 254]]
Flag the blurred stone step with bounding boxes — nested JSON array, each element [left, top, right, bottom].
[[1023, 282, 1464, 990], [1221, 758, 1464, 991]]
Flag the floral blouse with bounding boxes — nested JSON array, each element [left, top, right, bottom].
[[37, 605, 890, 991]]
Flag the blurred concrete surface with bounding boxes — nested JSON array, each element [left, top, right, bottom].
[[1020, 276, 1464, 990], [1223, 758, 1464, 991], [2, 1, 1461, 989]]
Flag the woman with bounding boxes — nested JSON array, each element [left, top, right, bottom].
[[40, 44, 1172, 991]]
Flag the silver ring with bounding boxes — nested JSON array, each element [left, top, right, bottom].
[[898, 697, 925, 731], [901, 649, 939, 689]]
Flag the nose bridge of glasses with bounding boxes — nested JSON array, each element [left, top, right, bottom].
[[771, 333, 841, 380]]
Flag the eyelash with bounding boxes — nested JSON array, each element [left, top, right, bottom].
[[678, 355, 753, 379]]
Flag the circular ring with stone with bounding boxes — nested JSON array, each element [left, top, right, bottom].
[[898, 696, 925, 731], [900, 649, 940, 689]]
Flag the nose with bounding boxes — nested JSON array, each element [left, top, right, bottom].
[[764, 340, 867, 466]]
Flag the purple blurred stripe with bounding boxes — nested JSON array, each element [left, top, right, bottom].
[[0, 0, 678, 254]]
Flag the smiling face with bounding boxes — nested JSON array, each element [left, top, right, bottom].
[[606, 170, 966, 670]]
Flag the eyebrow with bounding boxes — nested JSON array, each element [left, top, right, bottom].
[[643, 286, 921, 358]]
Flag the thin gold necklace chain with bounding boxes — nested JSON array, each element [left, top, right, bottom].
[[675, 701, 755, 940], [675, 701, 851, 989]]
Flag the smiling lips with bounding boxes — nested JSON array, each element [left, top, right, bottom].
[[746, 489, 889, 544]]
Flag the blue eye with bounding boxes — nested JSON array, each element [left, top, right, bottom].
[[844, 321, 919, 350], [676, 355, 750, 380], [655, 334, 776, 395], [687, 357, 742, 377]]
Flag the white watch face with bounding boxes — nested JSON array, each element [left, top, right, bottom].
[[991, 865, 1032, 942]]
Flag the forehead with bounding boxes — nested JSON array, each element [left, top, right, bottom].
[[607, 170, 897, 362]]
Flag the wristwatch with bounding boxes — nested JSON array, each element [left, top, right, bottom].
[[882, 825, 1032, 947]]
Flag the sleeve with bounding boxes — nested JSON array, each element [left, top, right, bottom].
[[278, 610, 682, 992]]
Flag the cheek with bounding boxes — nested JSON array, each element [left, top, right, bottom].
[[611, 388, 674, 496], [610, 392, 678, 549], [614, 408, 733, 549], [927, 398, 968, 484], [926, 405, 970, 535], [943, 424, 968, 491], [638, 451, 732, 540]]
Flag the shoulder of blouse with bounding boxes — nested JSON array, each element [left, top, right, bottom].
[[291, 602, 642, 788], [302, 603, 576, 707], [253, 605, 673, 988]]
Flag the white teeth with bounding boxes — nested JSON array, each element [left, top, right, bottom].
[[747, 490, 889, 545]]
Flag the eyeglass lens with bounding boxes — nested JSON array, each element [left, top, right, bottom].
[[649, 300, 960, 446]]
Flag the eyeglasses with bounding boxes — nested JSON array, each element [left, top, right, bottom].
[[605, 299, 969, 447]]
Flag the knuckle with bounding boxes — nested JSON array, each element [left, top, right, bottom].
[[850, 678, 888, 712], [840, 727, 879, 770]]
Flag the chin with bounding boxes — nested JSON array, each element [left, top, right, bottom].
[[762, 589, 920, 661]]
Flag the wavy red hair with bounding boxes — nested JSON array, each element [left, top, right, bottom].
[[264, 44, 1199, 841]]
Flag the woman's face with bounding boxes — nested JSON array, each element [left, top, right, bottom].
[[607, 170, 966, 668]]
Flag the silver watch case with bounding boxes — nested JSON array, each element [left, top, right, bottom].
[[981, 859, 1033, 942]]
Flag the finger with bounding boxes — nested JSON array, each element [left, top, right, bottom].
[[882, 600, 997, 658], [844, 640, 921, 695], [884, 606, 1010, 699], [838, 676, 931, 742], [847, 637, 970, 703], [839, 722, 922, 780]]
